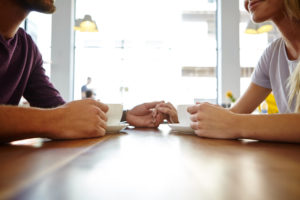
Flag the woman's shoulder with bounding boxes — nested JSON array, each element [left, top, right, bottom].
[[261, 37, 284, 59], [266, 37, 284, 51]]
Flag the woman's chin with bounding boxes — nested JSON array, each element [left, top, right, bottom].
[[251, 15, 268, 24]]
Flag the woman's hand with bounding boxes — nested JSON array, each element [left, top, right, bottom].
[[156, 102, 179, 123], [187, 103, 241, 139], [126, 101, 165, 128]]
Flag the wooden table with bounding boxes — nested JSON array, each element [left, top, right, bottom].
[[0, 125, 299, 200]]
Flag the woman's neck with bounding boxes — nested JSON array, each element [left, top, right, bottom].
[[273, 14, 300, 60]]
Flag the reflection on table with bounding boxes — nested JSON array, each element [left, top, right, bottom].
[[0, 125, 299, 200]]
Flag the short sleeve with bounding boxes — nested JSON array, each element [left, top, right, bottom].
[[251, 44, 272, 89]]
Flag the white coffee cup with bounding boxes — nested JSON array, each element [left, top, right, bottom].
[[106, 104, 123, 125], [177, 104, 193, 125]]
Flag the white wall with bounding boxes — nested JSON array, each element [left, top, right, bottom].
[[217, 0, 240, 104], [51, 0, 75, 102]]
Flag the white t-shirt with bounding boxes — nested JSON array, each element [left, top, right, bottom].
[[251, 37, 299, 113]]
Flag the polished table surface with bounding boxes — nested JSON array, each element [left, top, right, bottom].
[[0, 125, 299, 200]]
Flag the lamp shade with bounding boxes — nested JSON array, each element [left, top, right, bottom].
[[245, 20, 273, 34], [245, 20, 258, 34], [74, 14, 98, 32], [256, 21, 273, 33]]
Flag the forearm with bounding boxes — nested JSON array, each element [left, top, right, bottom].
[[0, 106, 54, 143], [229, 83, 271, 114], [236, 113, 300, 143]]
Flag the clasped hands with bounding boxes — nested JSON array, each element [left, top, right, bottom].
[[126, 101, 179, 128]]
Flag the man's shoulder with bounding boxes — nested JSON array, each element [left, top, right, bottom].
[[16, 28, 41, 61], [17, 28, 30, 39], [16, 28, 37, 47]]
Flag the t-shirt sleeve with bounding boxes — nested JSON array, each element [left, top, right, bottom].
[[251, 44, 272, 89], [23, 46, 65, 108]]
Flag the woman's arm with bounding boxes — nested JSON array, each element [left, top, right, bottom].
[[188, 103, 300, 143], [187, 83, 300, 143], [230, 82, 271, 114], [237, 113, 300, 143]]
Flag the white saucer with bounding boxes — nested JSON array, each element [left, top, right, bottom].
[[168, 124, 194, 134], [106, 123, 129, 133]]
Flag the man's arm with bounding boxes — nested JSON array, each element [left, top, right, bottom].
[[0, 106, 51, 143], [0, 99, 109, 143]]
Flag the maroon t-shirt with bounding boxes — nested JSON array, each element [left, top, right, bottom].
[[0, 28, 65, 108]]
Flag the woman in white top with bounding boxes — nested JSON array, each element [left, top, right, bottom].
[[157, 0, 300, 143]]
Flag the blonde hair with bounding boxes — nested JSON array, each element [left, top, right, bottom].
[[284, 0, 300, 20], [285, 0, 300, 112], [288, 62, 300, 112]]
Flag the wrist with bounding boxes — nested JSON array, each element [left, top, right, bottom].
[[38, 107, 64, 138], [15, 107, 57, 138], [231, 113, 245, 139], [121, 110, 128, 122], [125, 109, 134, 125]]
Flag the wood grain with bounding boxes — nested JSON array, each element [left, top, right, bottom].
[[0, 125, 299, 200]]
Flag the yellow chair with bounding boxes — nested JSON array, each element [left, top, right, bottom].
[[258, 93, 279, 114]]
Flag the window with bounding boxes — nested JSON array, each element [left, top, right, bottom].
[[74, 0, 217, 108], [25, 12, 52, 77]]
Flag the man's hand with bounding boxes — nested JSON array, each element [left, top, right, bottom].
[[126, 101, 165, 128], [48, 99, 109, 139]]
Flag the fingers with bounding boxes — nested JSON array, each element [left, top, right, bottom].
[[189, 103, 213, 121], [152, 108, 158, 118], [156, 106, 172, 115], [143, 101, 165, 109], [167, 102, 176, 110], [94, 100, 109, 113], [156, 102, 175, 108], [87, 100, 109, 121], [148, 112, 164, 128], [155, 112, 165, 124], [190, 121, 199, 130], [83, 99, 109, 113], [94, 107, 107, 122], [190, 122, 208, 137], [95, 126, 106, 137], [98, 116, 107, 129], [187, 102, 213, 114], [190, 113, 199, 122], [187, 105, 199, 114]]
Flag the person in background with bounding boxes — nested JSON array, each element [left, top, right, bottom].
[[0, 0, 164, 143], [157, 0, 300, 143], [81, 77, 92, 99], [85, 89, 95, 99]]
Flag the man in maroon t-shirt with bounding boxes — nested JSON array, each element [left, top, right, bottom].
[[0, 0, 164, 143]]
